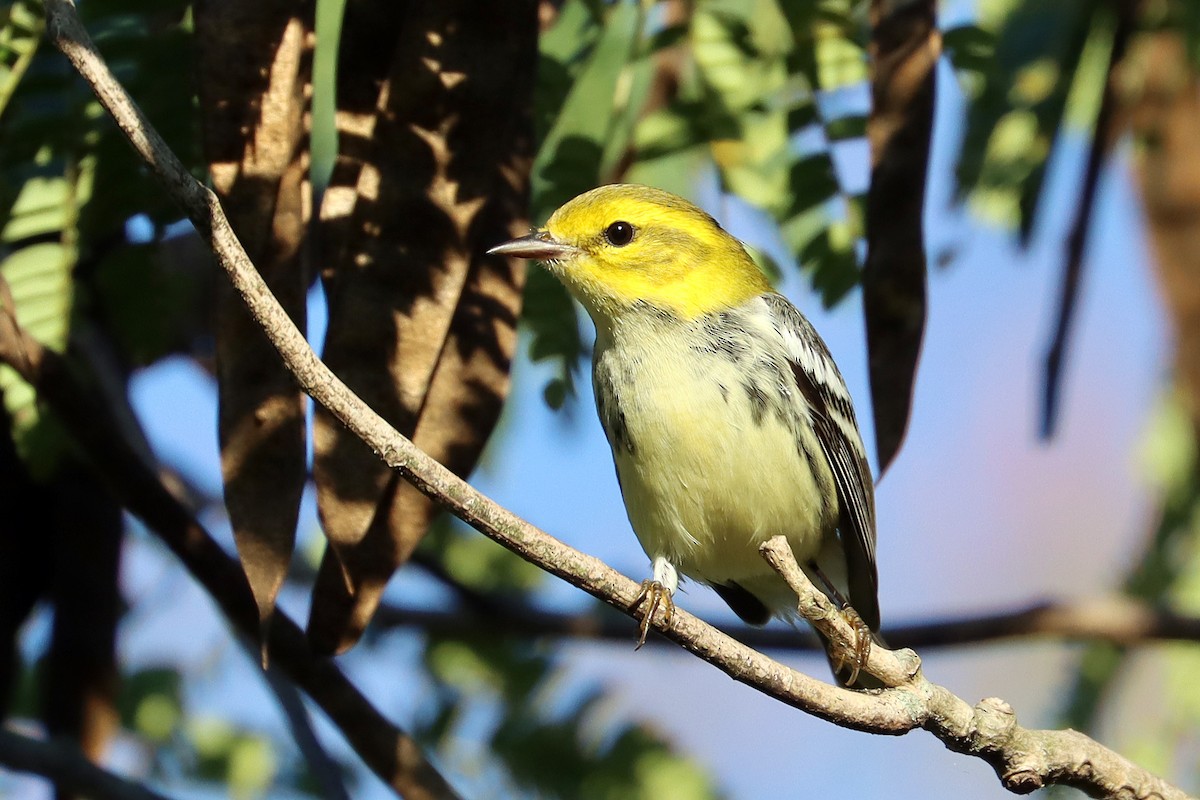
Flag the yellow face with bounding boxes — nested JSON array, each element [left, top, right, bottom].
[[490, 184, 770, 322]]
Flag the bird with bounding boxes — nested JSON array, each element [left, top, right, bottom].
[[489, 184, 879, 685]]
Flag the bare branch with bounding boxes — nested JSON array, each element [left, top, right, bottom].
[[759, 537, 1190, 799], [0, 728, 173, 800], [40, 1, 1195, 797]]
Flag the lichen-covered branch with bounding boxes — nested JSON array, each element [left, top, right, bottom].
[[760, 537, 1189, 799]]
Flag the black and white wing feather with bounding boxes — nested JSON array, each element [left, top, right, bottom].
[[763, 294, 880, 630]]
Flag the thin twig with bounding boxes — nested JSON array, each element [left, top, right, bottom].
[[40, 1, 1195, 797], [0, 728, 174, 800], [238, 639, 351, 800], [1042, 1, 1136, 438], [370, 594, 1200, 651]]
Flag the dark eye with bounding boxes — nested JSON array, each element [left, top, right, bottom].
[[604, 221, 635, 246]]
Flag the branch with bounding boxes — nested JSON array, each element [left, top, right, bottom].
[[0, 303, 459, 800], [0, 728, 173, 800], [40, 2, 1194, 798], [369, 595, 1200, 651], [759, 537, 1189, 799], [248, 643, 351, 800]]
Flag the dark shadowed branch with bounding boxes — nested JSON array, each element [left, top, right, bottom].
[[0, 728, 174, 800], [0, 282, 460, 800], [248, 643, 352, 800]]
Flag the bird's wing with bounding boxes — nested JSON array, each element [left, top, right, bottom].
[[762, 293, 880, 630]]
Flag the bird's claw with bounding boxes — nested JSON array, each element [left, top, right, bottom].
[[830, 604, 873, 686], [630, 579, 674, 649]]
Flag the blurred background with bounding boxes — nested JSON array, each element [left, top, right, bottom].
[[1, 0, 1197, 798]]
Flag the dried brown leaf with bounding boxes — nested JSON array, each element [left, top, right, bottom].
[[195, 0, 314, 637], [862, 0, 938, 476], [310, 0, 535, 654]]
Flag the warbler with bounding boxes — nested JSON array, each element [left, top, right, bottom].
[[490, 184, 879, 684]]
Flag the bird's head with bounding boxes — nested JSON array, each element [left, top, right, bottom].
[[489, 184, 770, 324]]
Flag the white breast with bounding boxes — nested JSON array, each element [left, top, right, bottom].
[[592, 301, 839, 606]]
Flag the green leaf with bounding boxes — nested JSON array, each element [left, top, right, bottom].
[[228, 736, 278, 799], [599, 22, 657, 180], [529, 1, 642, 409], [954, 0, 1094, 239], [781, 0, 867, 93], [0, 0, 43, 122], [119, 667, 184, 744], [942, 24, 997, 92], [0, 160, 92, 478], [633, 103, 708, 161], [804, 224, 860, 307], [823, 111, 867, 141], [692, 2, 790, 117], [522, 265, 583, 410], [625, 141, 710, 199], [811, 16, 867, 90], [534, 0, 642, 221], [535, 0, 603, 145], [91, 239, 204, 366]]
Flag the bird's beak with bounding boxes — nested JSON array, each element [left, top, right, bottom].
[[487, 230, 582, 261]]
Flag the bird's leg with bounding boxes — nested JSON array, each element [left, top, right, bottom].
[[831, 605, 873, 686], [807, 561, 872, 685], [630, 556, 677, 649]]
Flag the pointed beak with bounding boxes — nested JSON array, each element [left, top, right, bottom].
[[487, 231, 582, 261]]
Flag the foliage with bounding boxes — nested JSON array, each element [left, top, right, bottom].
[[525, 0, 872, 407], [2, 0, 1200, 798], [952, 0, 1200, 772], [949, 0, 1100, 237], [0, 0, 200, 473]]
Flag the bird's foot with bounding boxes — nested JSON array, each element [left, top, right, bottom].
[[630, 579, 674, 649], [830, 604, 873, 686]]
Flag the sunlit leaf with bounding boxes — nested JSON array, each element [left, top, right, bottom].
[[228, 736, 278, 800], [529, 3, 642, 410], [0, 1, 43, 122], [954, 0, 1093, 240], [0, 161, 92, 477], [534, 0, 642, 220]]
